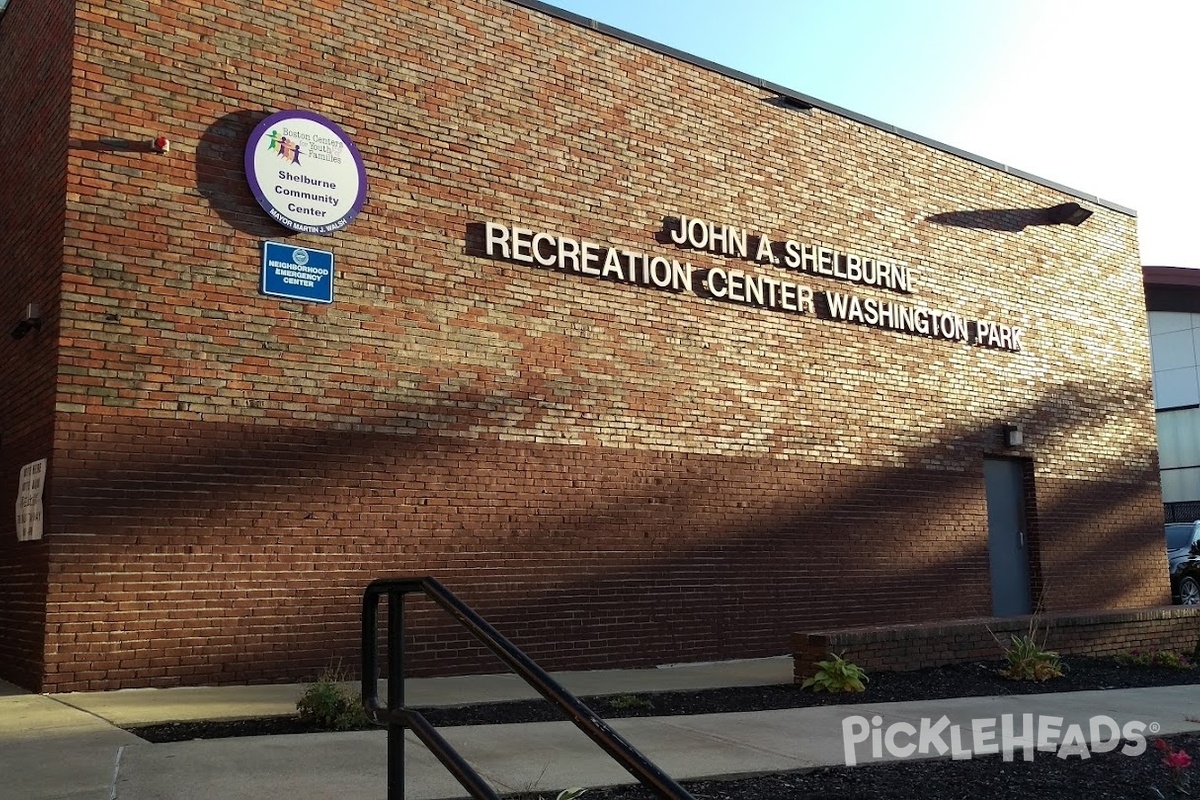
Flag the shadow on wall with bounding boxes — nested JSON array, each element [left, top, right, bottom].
[[67, 137, 161, 154], [928, 208, 1065, 232], [36, 362, 1167, 688], [195, 110, 291, 238]]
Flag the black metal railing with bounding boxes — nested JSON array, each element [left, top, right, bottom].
[[362, 577, 695, 800]]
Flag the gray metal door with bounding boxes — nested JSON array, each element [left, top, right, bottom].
[[984, 458, 1032, 616]]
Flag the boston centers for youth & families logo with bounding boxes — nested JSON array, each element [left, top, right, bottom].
[[244, 110, 368, 235]]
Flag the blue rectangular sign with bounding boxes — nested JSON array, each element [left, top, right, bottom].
[[261, 241, 334, 304]]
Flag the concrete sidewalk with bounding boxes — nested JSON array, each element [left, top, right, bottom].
[[4, 660, 1200, 800], [49, 656, 795, 727], [0, 679, 143, 800], [1, 657, 790, 800]]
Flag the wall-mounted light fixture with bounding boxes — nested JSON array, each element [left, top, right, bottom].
[[151, 136, 170, 154], [1003, 423, 1024, 448], [11, 303, 41, 340], [1047, 202, 1092, 226]]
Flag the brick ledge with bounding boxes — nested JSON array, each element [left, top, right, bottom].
[[792, 606, 1200, 682]]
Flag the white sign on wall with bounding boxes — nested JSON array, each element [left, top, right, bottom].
[[15, 458, 47, 541], [244, 110, 369, 235]]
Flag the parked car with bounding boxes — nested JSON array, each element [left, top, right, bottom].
[[1165, 522, 1200, 605]]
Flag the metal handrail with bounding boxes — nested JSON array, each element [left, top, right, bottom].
[[362, 576, 695, 800]]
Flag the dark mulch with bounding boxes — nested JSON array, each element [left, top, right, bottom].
[[566, 734, 1200, 800], [126, 656, 1200, 799]]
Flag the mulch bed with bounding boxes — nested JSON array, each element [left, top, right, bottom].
[[567, 733, 1200, 800]]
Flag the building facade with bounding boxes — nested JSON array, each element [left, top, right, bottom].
[[1145, 266, 1200, 521], [0, 0, 1168, 692]]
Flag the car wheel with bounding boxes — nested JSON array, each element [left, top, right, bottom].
[[1180, 576, 1200, 605]]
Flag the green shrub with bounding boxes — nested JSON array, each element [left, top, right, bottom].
[[605, 694, 654, 713], [801, 653, 869, 693], [1000, 633, 1063, 681], [1116, 649, 1194, 669], [297, 666, 370, 731]]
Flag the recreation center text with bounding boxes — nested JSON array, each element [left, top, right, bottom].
[[483, 217, 1024, 352]]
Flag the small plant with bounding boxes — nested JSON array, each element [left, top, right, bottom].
[[605, 693, 654, 713], [998, 633, 1063, 681], [296, 664, 370, 731], [1152, 738, 1193, 797], [989, 611, 1064, 682], [517, 762, 586, 800], [1156, 651, 1191, 670], [800, 653, 868, 693], [1116, 649, 1194, 670], [529, 786, 586, 800]]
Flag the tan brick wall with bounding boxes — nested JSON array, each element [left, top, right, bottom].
[[0, 0, 1167, 690]]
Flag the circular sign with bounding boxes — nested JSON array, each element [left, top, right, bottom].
[[244, 110, 368, 235]]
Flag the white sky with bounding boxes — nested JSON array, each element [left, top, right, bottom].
[[546, 0, 1200, 267]]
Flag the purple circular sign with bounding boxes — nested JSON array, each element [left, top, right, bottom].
[[245, 110, 368, 235]]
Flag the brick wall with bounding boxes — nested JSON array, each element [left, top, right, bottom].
[[793, 606, 1200, 679], [0, 0, 74, 690], [0, 0, 1167, 690]]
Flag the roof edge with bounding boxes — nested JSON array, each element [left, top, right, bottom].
[[1145, 266, 1200, 289], [509, 0, 1136, 218]]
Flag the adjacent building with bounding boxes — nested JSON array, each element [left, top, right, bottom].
[[1145, 266, 1200, 521]]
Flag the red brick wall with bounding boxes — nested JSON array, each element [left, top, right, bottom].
[[4, 0, 1168, 690], [0, 0, 74, 690], [45, 431, 1006, 688]]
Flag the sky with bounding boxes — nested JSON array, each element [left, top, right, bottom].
[[546, 0, 1200, 267]]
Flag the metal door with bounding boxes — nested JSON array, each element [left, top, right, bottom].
[[984, 458, 1032, 615]]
